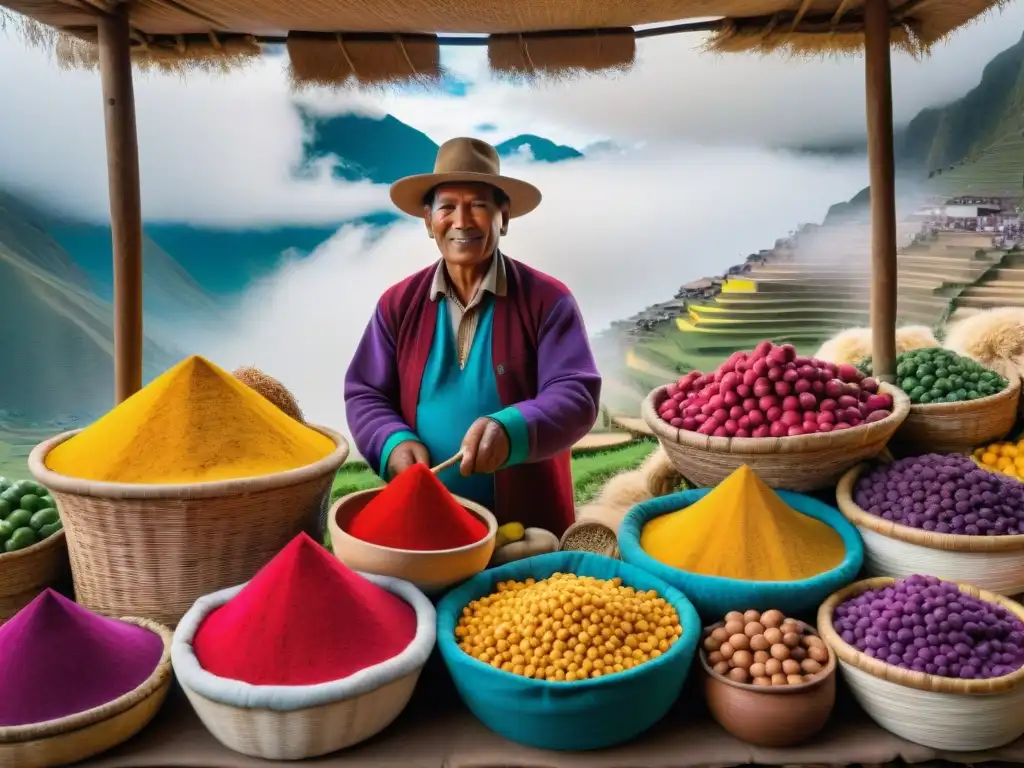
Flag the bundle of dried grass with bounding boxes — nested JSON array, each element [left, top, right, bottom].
[[231, 366, 305, 423], [945, 307, 1024, 374], [487, 28, 635, 81], [287, 32, 440, 90], [815, 325, 940, 365]]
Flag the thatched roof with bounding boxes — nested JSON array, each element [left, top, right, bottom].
[[0, 0, 1006, 85]]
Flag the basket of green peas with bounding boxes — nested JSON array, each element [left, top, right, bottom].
[[859, 348, 1021, 455], [0, 477, 69, 622]]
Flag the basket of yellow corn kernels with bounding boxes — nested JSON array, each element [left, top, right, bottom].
[[435, 551, 701, 751]]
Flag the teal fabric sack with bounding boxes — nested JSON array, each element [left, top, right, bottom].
[[436, 551, 701, 751], [619, 489, 864, 622]]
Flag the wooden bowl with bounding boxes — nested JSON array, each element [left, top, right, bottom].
[[699, 620, 837, 747], [328, 488, 497, 595]]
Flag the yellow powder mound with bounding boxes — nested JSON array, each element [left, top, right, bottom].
[[640, 465, 845, 581], [46, 355, 336, 484]]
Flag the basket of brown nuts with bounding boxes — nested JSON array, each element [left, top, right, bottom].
[[698, 608, 837, 747]]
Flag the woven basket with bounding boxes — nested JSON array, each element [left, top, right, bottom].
[[837, 462, 1024, 594], [889, 374, 1020, 456], [818, 577, 1024, 750], [641, 383, 910, 491], [558, 520, 619, 559], [26, 426, 349, 627], [0, 617, 172, 767], [0, 530, 69, 623], [172, 573, 435, 760]]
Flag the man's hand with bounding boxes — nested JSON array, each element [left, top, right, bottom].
[[460, 417, 510, 476], [387, 440, 430, 479]]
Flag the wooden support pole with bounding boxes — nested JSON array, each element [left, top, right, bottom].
[[864, 0, 898, 383], [98, 2, 144, 403]]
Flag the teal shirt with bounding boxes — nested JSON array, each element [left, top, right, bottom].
[[378, 298, 529, 511]]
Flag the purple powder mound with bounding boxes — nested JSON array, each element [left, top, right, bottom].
[[0, 589, 164, 726], [834, 575, 1024, 679], [853, 453, 1024, 535]]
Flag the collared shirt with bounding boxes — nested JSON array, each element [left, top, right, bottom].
[[429, 252, 508, 369]]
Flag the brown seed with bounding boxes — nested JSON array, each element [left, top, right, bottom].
[[770, 643, 791, 661], [781, 621, 800, 636], [724, 611, 745, 625], [760, 609, 785, 629], [703, 635, 720, 652], [801, 659, 823, 675], [714, 660, 731, 676], [749, 634, 770, 652], [782, 659, 801, 675], [765, 658, 782, 676], [732, 650, 753, 669], [712, 627, 732, 643], [749, 662, 766, 678], [724, 620, 745, 636], [790, 646, 807, 662], [744, 621, 766, 637], [743, 609, 762, 624], [728, 667, 749, 683], [771, 673, 788, 686], [809, 646, 829, 664], [753, 675, 772, 686], [708, 651, 724, 665], [729, 633, 751, 651], [783, 632, 801, 649], [787, 674, 804, 685], [763, 627, 783, 645], [802, 634, 824, 649], [753, 650, 770, 664], [720, 642, 735, 660]]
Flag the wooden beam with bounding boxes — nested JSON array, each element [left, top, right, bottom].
[[864, 0, 898, 383], [97, 2, 144, 403]]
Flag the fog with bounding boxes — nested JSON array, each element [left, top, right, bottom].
[[196, 147, 869, 436]]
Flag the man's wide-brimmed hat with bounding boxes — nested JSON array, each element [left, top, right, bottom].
[[389, 137, 542, 219]]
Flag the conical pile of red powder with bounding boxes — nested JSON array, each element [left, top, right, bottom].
[[192, 532, 418, 686], [0, 589, 164, 726], [346, 463, 488, 551]]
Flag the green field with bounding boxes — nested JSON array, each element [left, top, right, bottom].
[[330, 439, 657, 506]]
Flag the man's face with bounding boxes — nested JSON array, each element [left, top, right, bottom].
[[424, 183, 509, 267]]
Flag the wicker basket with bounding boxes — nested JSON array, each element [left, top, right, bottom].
[[837, 462, 1024, 595], [641, 382, 910, 491], [0, 617, 172, 767], [889, 373, 1020, 456], [558, 520, 619, 559], [0, 530, 69, 623], [27, 426, 349, 627], [818, 577, 1024, 750], [172, 574, 435, 760]]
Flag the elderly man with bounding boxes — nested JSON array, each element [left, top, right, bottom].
[[345, 137, 601, 537]]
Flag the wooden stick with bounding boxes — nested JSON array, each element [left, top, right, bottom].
[[431, 452, 463, 475], [97, 2, 144, 403], [864, 0, 898, 384]]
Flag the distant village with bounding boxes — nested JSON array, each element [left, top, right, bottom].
[[910, 196, 1022, 248]]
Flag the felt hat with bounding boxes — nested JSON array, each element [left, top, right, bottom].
[[389, 137, 542, 219]]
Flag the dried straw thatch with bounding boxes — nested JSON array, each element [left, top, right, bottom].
[[287, 32, 440, 90], [487, 29, 636, 80], [0, 0, 1007, 81]]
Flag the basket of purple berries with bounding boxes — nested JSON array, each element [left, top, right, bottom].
[[818, 575, 1024, 750], [836, 454, 1024, 595]]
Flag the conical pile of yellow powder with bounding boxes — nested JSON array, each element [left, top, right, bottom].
[[640, 465, 845, 581], [45, 356, 336, 484]]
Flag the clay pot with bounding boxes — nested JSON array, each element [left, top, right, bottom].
[[699, 621, 837, 747]]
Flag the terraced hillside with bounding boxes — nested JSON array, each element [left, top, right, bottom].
[[597, 228, 1016, 417], [928, 132, 1024, 197]]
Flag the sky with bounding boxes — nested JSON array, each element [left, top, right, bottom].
[[1, 8, 1022, 431]]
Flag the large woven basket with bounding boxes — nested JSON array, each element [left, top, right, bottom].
[[818, 577, 1024, 751], [641, 382, 910, 491], [27, 426, 349, 627], [0, 616, 172, 767], [172, 573, 435, 760], [0, 530, 68, 623], [889, 373, 1020, 456], [837, 462, 1024, 595]]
